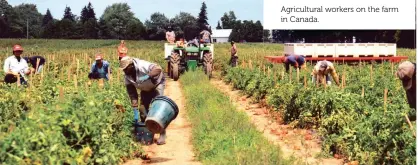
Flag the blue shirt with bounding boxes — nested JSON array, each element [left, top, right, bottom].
[[284, 55, 305, 72], [90, 61, 111, 80]]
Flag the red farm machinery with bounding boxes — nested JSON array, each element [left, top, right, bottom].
[[265, 43, 408, 64]]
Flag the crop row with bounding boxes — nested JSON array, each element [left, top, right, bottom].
[[221, 62, 416, 164]]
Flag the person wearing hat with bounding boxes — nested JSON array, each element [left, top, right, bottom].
[[165, 26, 175, 44], [284, 55, 306, 73], [119, 56, 167, 145], [229, 41, 238, 67], [23, 55, 46, 74], [118, 40, 128, 60], [3, 44, 32, 85], [311, 60, 340, 86], [88, 53, 111, 80], [396, 61, 416, 111]]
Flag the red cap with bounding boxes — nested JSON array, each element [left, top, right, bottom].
[[95, 53, 103, 60], [13, 45, 23, 52]]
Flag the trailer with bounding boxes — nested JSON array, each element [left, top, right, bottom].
[[265, 43, 408, 64]]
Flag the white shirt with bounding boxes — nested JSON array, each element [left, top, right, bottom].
[[3, 55, 29, 80]]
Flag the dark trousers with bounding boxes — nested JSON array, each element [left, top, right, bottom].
[[4, 74, 27, 85], [139, 84, 165, 122], [229, 56, 238, 67]]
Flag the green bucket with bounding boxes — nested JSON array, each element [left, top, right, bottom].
[[135, 122, 154, 145], [187, 60, 197, 71], [145, 96, 179, 134]]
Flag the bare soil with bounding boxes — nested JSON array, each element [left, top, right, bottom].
[[123, 79, 201, 165], [210, 77, 344, 165]]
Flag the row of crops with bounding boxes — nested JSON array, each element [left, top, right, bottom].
[[218, 46, 416, 164], [0, 40, 163, 164]]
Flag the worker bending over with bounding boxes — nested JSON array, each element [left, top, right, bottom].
[[119, 56, 167, 145], [312, 60, 340, 86], [284, 55, 306, 73], [396, 61, 416, 112], [23, 55, 46, 74]]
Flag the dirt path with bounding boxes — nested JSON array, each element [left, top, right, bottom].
[[124, 79, 201, 165], [210, 77, 344, 165]]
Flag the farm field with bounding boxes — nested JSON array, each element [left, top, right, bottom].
[[0, 39, 416, 165]]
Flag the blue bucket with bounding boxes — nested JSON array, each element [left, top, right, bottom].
[[145, 96, 179, 134]]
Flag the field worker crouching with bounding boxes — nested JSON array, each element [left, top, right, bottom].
[[3, 45, 32, 85], [311, 60, 340, 86], [119, 56, 167, 145], [284, 55, 306, 73], [166, 26, 175, 44], [396, 61, 416, 113], [88, 53, 111, 80], [23, 55, 46, 74], [229, 41, 238, 67]]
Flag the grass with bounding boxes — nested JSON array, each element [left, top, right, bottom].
[[180, 70, 294, 165]]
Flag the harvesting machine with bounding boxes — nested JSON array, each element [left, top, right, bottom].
[[164, 41, 214, 81], [265, 43, 408, 64]]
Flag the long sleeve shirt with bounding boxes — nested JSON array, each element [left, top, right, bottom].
[[125, 58, 165, 102], [284, 55, 305, 72], [3, 55, 29, 80]]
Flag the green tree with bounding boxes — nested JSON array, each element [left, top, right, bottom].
[[220, 11, 237, 29], [6, 4, 43, 38], [80, 2, 98, 38], [197, 2, 209, 31], [216, 21, 222, 29], [0, 0, 12, 37], [144, 12, 170, 40], [100, 3, 145, 39], [41, 9, 56, 38], [171, 12, 198, 40], [63, 6, 75, 22]]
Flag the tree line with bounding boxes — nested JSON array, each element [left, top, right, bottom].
[[0, 0, 265, 42]]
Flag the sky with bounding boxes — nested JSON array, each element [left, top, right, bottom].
[[8, 0, 263, 28]]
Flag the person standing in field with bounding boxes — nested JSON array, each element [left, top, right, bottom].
[[119, 56, 167, 145], [3, 45, 32, 85], [311, 60, 340, 86], [229, 41, 238, 67], [396, 61, 416, 114], [284, 55, 306, 73], [165, 26, 175, 44], [88, 53, 111, 80], [23, 55, 46, 74], [118, 40, 128, 60]]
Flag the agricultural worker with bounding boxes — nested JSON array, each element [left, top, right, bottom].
[[311, 60, 340, 86], [396, 61, 416, 111], [119, 56, 167, 145], [23, 55, 46, 74], [3, 44, 32, 85], [176, 38, 185, 48], [200, 29, 211, 43], [88, 53, 111, 80], [229, 41, 238, 67], [118, 40, 128, 60], [166, 26, 175, 44], [284, 55, 306, 73]]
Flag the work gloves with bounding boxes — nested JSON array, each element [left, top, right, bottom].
[[138, 75, 150, 83]]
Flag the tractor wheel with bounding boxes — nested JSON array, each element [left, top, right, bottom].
[[167, 61, 172, 78], [170, 53, 180, 81], [203, 53, 213, 79]]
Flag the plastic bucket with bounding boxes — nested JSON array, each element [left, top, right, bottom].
[[134, 122, 154, 145], [145, 96, 179, 134], [187, 60, 197, 71]]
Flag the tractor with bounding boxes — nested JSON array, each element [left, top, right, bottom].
[[164, 41, 214, 81]]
